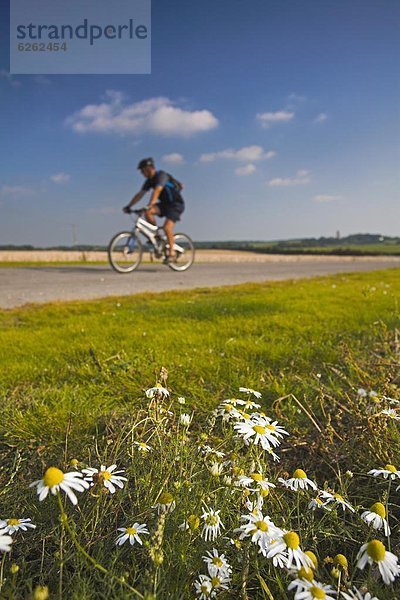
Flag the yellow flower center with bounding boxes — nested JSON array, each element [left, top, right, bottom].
[[283, 531, 300, 550], [43, 467, 64, 488], [7, 519, 20, 526], [158, 492, 174, 505], [188, 514, 200, 530], [126, 527, 137, 536], [370, 502, 386, 518], [201, 584, 209, 594], [212, 557, 223, 567], [384, 464, 397, 473], [334, 554, 348, 569], [225, 404, 233, 412], [333, 493, 344, 502], [211, 577, 221, 587], [250, 473, 263, 481], [139, 443, 148, 448], [241, 413, 251, 420], [260, 487, 270, 498], [367, 539, 386, 562], [253, 425, 266, 434], [255, 520, 269, 532], [100, 470, 112, 481], [293, 469, 307, 479], [310, 586, 326, 599], [205, 515, 219, 526], [305, 550, 318, 568], [298, 566, 314, 582], [266, 424, 276, 431]]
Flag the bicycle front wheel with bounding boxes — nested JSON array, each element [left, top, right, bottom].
[[108, 231, 143, 273], [168, 233, 195, 271]]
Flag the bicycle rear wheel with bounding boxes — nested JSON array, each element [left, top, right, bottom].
[[108, 231, 143, 273], [168, 233, 195, 271]]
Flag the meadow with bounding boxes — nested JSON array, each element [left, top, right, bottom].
[[1, 269, 400, 599]]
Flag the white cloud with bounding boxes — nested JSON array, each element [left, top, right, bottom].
[[257, 110, 294, 128], [313, 194, 341, 202], [235, 164, 256, 176], [200, 145, 276, 163], [66, 93, 218, 137], [0, 69, 21, 88], [314, 113, 328, 123], [50, 172, 70, 184], [268, 170, 311, 187], [1, 185, 36, 197], [161, 153, 185, 165]]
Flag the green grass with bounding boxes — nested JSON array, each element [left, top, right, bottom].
[[1, 270, 400, 598]]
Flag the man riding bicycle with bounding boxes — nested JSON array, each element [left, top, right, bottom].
[[123, 157, 185, 263]]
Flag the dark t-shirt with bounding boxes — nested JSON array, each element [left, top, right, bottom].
[[141, 170, 183, 205]]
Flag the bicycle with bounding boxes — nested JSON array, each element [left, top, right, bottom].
[[108, 207, 195, 273]]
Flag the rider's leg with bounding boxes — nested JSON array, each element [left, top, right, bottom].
[[145, 205, 160, 225], [163, 219, 176, 258]]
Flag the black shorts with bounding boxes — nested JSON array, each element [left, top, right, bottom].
[[157, 200, 185, 223]]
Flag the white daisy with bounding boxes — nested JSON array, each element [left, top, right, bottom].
[[30, 467, 89, 505], [239, 387, 262, 398], [368, 464, 400, 480], [357, 388, 367, 397], [209, 462, 224, 477], [133, 441, 152, 453], [234, 510, 282, 552], [0, 518, 36, 535], [209, 572, 231, 593], [194, 574, 215, 599], [82, 464, 127, 494], [279, 469, 317, 492], [203, 548, 232, 578], [289, 578, 337, 599], [380, 409, 400, 420], [145, 385, 169, 399], [237, 472, 276, 493], [198, 445, 225, 459], [115, 523, 149, 546], [0, 530, 13, 552], [201, 508, 224, 542], [319, 490, 355, 512], [179, 413, 192, 426], [153, 491, 176, 514], [361, 502, 390, 535], [341, 588, 379, 600], [266, 531, 313, 570], [215, 401, 242, 422], [308, 497, 331, 511], [234, 416, 286, 450], [357, 539, 400, 585]]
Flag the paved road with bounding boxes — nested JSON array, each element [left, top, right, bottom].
[[1, 258, 399, 309]]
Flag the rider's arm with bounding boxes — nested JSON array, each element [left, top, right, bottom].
[[129, 190, 146, 207], [148, 185, 163, 207], [123, 190, 146, 212]]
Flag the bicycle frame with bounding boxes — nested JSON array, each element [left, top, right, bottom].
[[132, 211, 185, 256]]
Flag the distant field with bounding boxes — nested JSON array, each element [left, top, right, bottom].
[[243, 242, 400, 256], [2, 247, 400, 267]]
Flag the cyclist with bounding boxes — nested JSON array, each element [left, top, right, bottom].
[[123, 157, 185, 263]]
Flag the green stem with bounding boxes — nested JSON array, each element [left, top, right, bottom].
[[56, 494, 144, 599], [386, 479, 392, 551], [0, 553, 6, 591]]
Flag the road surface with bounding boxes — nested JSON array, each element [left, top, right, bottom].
[[1, 256, 399, 309]]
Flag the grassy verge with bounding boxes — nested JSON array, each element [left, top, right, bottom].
[[1, 270, 400, 598]]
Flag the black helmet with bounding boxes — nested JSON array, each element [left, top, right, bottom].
[[137, 157, 155, 170]]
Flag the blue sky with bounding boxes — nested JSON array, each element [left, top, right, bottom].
[[0, 0, 399, 245]]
